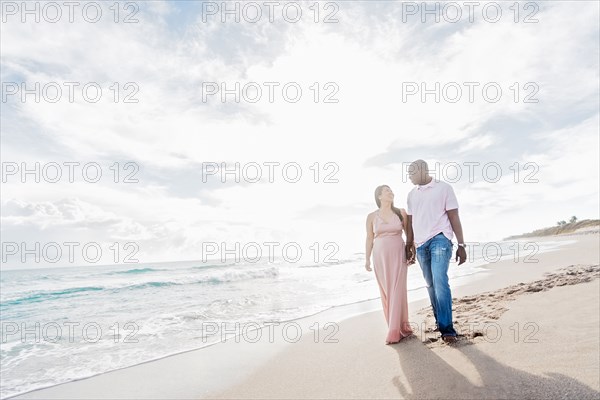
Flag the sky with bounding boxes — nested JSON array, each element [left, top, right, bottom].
[[1, 0, 599, 269]]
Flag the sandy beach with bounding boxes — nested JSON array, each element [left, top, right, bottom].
[[4, 2, 599, 399], [210, 233, 600, 400], [13, 232, 600, 400]]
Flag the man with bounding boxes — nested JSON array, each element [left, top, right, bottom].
[[405, 159, 467, 343]]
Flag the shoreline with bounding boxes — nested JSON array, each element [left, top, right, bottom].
[[210, 234, 600, 399], [11, 233, 600, 399], [1, 264, 489, 399]]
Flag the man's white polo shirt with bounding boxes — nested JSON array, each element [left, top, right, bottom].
[[407, 179, 459, 248]]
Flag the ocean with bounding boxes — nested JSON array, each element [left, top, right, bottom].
[[0, 239, 568, 398]]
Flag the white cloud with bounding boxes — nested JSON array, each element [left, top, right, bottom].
[[1, 1, 598, 268]]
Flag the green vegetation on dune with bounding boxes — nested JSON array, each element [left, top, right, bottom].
[[504, 218, 600, 240]]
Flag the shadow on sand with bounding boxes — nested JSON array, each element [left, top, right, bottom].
[[391, 338, 599, 399]]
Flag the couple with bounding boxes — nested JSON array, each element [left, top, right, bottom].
[[365, 160, 467, 344]]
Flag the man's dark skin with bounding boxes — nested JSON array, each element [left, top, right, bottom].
[[405, 160, 467, 265]]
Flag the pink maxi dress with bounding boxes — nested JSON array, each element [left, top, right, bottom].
[[372, 211, 413, 343]]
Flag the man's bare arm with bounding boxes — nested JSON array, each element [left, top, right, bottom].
[[405, 215, 414, 246], [447, 208, 466, 265], [446, 209, 464, 244], [405, 215, 415, 264]]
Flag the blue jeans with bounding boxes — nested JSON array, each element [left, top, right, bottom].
[[416, 233, 457, 337]]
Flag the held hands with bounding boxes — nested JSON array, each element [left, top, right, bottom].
[[455, 246, 467, 265], [368, 243, 417, 271], [405, 243, 416, 266]]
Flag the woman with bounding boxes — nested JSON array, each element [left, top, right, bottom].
[[365, 185, 414, 344]]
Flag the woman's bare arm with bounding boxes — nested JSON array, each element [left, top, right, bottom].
[[365, 213, 375, 271]]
